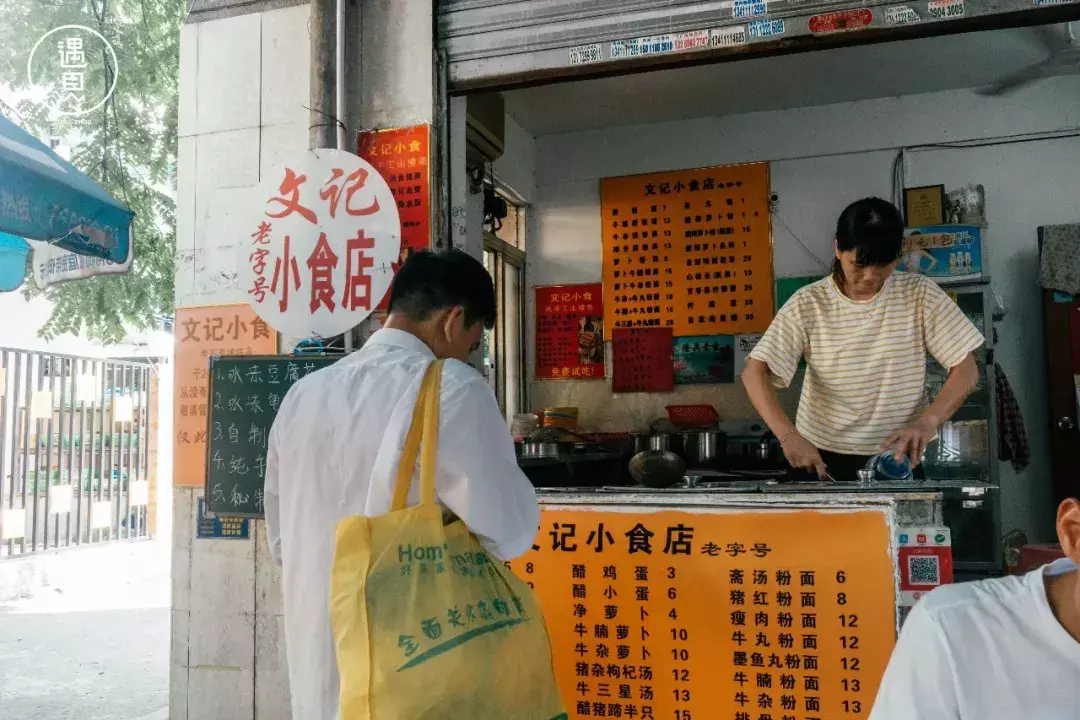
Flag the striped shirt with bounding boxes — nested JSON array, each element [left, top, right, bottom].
[[750, 273, 984, 455]]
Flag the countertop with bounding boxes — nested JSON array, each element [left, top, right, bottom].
[[537, 477, 996, 496]]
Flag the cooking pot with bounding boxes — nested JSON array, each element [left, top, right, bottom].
[[629, 450, 686, 489], [648, 433, 671, 452], [679, 429, 723, 468], [516, 441, 559, 459]]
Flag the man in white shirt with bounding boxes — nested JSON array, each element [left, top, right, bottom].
[[870, 497, 1080, 719], [264, 249, 540, 720]]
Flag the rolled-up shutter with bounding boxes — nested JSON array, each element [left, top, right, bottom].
[[438, 0, 1080, 91]]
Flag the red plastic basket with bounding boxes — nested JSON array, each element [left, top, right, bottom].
[[665, 404, 719, 428]]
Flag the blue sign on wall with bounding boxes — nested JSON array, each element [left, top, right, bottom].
[[900, 226, 984, 284], [196, 497, 250, 540]]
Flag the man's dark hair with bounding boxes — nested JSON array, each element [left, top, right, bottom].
[[387, 249, 497, 329]]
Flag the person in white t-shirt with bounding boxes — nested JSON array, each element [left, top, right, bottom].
[[869, 497, 1080, 719]]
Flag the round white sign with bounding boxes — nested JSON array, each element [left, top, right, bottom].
[[240, 149, 402, 338]]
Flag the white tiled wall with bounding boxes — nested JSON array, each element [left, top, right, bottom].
[[173, 6, 309, 719]]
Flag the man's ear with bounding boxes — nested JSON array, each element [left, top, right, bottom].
[[1057, 498, 1080, 563]]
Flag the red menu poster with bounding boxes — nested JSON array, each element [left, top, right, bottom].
[[357, 124, 430, 308], [535, 284, 605, 380], [612, 327, 674, 393]]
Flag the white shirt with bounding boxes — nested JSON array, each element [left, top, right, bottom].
[[264, 328, 540, 720], [870, 558, 1080, 719]]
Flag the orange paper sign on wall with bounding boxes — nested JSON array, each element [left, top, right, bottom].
[[173, 304, 277, 488], [601, 162, 775, 336], [508, 508, 896, 720]]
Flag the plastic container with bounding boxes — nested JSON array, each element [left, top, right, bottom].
[[869, 451, 913, 480], [665, 404, 719, 428]]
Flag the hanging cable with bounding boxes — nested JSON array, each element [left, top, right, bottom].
[[771, 211, 831, 271]]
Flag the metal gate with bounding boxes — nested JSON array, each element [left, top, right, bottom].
[[0, 349, 154, 557]]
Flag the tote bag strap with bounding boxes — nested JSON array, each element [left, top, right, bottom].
[[390, 360, 444, 511]]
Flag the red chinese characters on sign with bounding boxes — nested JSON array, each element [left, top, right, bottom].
[[535, 284, 605, 380], [612, 327, 674, 393], [808, 8, 873, 34], [357, 124, 431, 309], [266, 168, 317, 224], [242, 149, 401, 338], [173, 305, 277, 488], [319, 167, 381, 218], [343, 230, 375, 311]]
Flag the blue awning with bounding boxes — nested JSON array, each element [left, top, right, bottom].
[[0, 231, 30, 292], [0, 112, 133, 266]]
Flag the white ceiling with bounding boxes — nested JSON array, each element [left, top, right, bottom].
[[505, 24, 1076, 136]]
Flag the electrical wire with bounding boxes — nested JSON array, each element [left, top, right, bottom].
[[892, 127, 1080, 209], [771, 210, 831, 271]]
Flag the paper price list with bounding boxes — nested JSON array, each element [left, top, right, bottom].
[[508, 509, 896, 720], [600, 162, 775, 337]]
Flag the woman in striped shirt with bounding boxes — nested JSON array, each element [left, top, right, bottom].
[[742, 198, 984, 481]]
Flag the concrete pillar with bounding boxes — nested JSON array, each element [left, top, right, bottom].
[[172, 2, 437, 718]]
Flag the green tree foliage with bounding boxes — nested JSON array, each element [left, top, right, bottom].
[[0, 0, 183, 343]]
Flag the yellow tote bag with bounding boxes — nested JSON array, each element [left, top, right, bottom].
[[330, 360, 567, 720]]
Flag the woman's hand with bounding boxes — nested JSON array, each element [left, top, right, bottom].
[[780, 431, 827, 479], [880, 417, 938, 466]]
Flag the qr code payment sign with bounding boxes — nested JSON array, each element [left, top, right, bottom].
[[908, 554, 941, 586]]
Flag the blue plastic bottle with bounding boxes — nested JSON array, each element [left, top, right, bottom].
[[869, 451, 913, 480]]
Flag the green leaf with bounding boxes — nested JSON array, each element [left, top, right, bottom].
[[1, 0, 183, 342]]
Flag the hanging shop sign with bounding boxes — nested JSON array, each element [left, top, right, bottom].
[[240, 149, 401, 339], [173, 304, 277, 489], [601, 162, 774, 337], [808, 8, 874, 34], [357, 124, 431, 309], [612, 327, 674, 393], [673, 335, 735, 385], [507, 507, 897, 720], [535, 284, 606, 380], [31, 240, 127, 288]]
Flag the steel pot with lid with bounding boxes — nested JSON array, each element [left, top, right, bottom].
[[679, 429, 723, 468], [648, 433, 671, 452]]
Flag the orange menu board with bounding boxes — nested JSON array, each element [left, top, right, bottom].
[[508, 508, 896, 720], [601, 162, 774, 337], [173, 304, 277, 488]]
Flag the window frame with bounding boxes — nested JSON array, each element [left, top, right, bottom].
[[483, 231, 526, 420]]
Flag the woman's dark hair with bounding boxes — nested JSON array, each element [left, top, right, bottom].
[[831, 198, 905, 283], [388, 249, 497, 329]]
